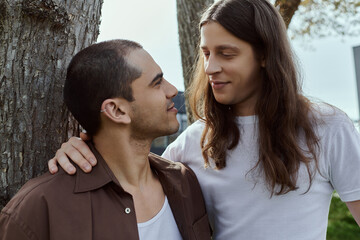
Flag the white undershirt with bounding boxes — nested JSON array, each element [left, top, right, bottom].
[[137, 196, 182, 240]]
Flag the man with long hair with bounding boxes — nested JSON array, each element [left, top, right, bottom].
[[48, 0, 360, 239]]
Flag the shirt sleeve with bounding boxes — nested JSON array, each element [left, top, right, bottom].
[[328, 118, 360, 202], [0, 212, 33, 240]]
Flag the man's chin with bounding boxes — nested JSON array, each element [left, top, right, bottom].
[[158, 123, 180, 137], [170, 123, 180, 134]]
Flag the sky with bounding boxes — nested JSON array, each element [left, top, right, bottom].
[[97, 0, 360, 121]]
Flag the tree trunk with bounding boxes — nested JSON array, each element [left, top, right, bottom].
[[176, 0, 214, 124], [0, 0, 103, 209], [274, 0, 302, 28]]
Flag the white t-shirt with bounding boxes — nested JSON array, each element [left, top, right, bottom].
[[137, 196, 182, 240], [162, 105, 360, 240]]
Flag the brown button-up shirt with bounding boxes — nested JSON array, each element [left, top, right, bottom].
[[0, 143, 211, 240]]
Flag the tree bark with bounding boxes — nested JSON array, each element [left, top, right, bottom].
[[274, 0, 302, 28], [0, 0, 102, 209], [176, 0, 214, 124]]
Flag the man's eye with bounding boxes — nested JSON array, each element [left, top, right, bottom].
[[155, 79, 163, 86], [221, 52, 234, 57]]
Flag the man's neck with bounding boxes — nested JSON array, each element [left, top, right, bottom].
[[93, 130, 166, 223], [92, 130, 153, 190]]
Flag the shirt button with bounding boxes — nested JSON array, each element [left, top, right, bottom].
[[125, 208, 131, 214]]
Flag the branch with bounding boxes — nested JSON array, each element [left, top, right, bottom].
[[275, 0, 302, 28]]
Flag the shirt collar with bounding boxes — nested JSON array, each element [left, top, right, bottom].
[[74, 142, 182, 194], [73, 142, 118, 193]]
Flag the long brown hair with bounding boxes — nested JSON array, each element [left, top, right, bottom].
[[188, 0, 320, 195]]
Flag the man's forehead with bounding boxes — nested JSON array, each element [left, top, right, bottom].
[[126, 48, 163, 87], [127, 48, 161, 75], [127, 49, 152, 65]]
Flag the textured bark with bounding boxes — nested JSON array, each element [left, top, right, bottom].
[[275, 0, 302, 28], [176, 0, 214, 124], [0, 0, 102, 209]]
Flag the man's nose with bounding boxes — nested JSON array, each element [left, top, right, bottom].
[[204, 55, 221, 75]]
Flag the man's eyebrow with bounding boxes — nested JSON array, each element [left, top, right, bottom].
[[200, 45, 239, 51], [149, 72, 163, 86], [216, 45, 239, 51]]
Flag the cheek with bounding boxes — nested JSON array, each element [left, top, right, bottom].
[[149, 96, 167, 112], [236, 60, 261, 80], [224, 67, 244, 85], [224, 60, 243, 75]]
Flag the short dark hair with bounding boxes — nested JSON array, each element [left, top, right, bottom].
[[64, 39, 142, 135]]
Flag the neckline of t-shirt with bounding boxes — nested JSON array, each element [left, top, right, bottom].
[[235, 115, 258, 124], [137, 196, 168, 228]]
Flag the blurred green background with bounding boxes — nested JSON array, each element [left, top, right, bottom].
[[327, 193, 360, 239]]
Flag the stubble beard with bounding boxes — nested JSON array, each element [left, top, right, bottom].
[[129, 105, 179, 141]]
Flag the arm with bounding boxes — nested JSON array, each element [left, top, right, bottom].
[[346, 200, 360, 226], [0, 213, 31, 240], [48, 132, 96, 174]]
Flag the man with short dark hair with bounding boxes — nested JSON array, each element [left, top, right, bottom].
[[0, 40, 211, 240]]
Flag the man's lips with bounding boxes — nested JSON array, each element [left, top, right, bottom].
[[167, 103, 178, 113], [210, 80, 230, 90]]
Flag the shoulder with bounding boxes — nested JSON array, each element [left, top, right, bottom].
[[3, 170, 74, 214], [1, 170, 75, 239], [312, 103, 352, 124], [185, 119, 206, 135], [173, 119, 205, 144], [148, 153, 205, 202], [149, 153, 201, 189], [311, 103, 355, 132], [311, 105, 360, 201], [149, 153, 196, 177]]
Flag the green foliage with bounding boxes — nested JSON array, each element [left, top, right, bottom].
[[327, 193, 360, 240]]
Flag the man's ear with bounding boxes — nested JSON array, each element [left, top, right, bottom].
[[260, 56, 265, 68], [100, 98, 131, 124]]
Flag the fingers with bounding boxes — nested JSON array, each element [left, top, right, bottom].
[[48, 158, 59, 174], [49, 136, 97, 175], [55, 149, 77, 174], [68, 137, 97, 167], [80, 132, 92, 141]]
